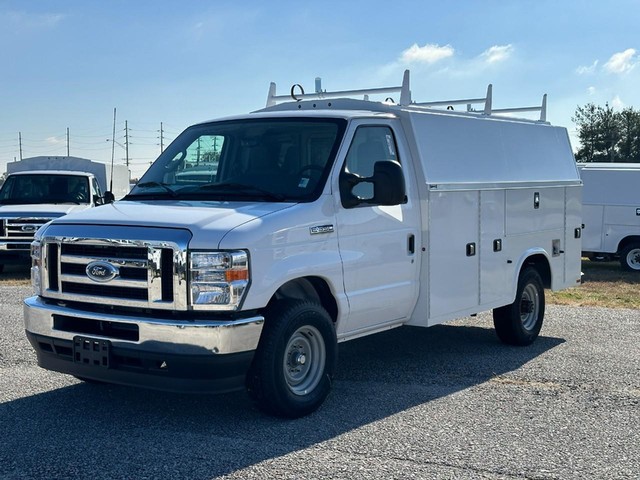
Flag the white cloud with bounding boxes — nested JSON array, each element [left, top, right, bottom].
[[480, 44, 513, 64], [587, 86, 596, 95], [400, 43, 454, 65], [576, 60, 598, 75], [611, 95, 625, 110], [2, 11, 65, 29], [604, 48, 637, 74], [46, 136, 63, 145]]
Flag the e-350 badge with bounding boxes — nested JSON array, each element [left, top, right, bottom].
[[309, 225, 334, 235]]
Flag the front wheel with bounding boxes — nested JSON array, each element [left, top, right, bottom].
[[493, 267, 545, 346], [620, 243, 640, 272], [246, 300, 337, 418]]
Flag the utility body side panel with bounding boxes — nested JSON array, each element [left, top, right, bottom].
[[579, 164, 640, 255], [402, 109, 581, 327]]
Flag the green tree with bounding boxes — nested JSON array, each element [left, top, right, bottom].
[[616, 107, 640, 162], [573, 103, 620, 162], [572, 103, 600, 162]]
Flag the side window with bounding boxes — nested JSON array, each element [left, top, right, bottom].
[[343, 125, 399, 201], [92, 178, 102, 198]]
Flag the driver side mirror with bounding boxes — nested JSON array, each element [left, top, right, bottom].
[[340, 160, 406, 208], [103, 191, 115, 204]]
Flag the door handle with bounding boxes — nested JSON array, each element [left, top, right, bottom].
[[408, 234, 415, 254]]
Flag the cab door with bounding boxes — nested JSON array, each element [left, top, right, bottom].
[[333, 121, 420, 335]]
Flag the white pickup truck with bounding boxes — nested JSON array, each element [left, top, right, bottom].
[[0, 157, 129, 272], [24, 71, 582, 417]]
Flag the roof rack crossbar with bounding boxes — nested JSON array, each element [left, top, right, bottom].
[[266, 70, 411, 107], [490, 94, 547, 122], [414, 97, 487, 107], [265, 71, 548, 122]]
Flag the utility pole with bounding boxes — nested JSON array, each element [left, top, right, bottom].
[[124, 120, 130, 167], [66, 127, 70, 156], [159, 122, 164, 153], [18, 132, 23, 160]]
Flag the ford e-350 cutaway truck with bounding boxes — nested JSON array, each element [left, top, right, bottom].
[[25, 71, 582, 417]]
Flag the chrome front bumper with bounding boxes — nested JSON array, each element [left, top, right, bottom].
[[24, 296, 264, 355]]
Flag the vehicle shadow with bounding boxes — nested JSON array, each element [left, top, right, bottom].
[[0, 323, 563, 479]]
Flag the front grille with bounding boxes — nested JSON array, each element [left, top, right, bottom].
[[40, 225, 190, 311], [62, 281, 150, 300], [62, 243, 148, 260], [0, 217, 52, 242]]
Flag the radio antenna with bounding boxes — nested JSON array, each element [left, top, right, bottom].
[[110, 107, 116, 192]]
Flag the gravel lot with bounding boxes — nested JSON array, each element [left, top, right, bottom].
[[1, 284, 638, 479]]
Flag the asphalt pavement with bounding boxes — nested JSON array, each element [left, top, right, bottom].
[[1, 284, 638, 479]]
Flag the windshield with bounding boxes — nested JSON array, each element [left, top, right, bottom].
[[0, 174, 90, 205], [127, 117, 346, 202]]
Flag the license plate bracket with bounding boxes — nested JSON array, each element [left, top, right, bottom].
[[73, 336, 111, 368]]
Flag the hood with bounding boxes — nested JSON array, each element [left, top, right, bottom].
[[51, 200, 295, 244], [0, 203, 90, 218]]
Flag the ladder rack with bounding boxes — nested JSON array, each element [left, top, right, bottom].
[[265, 69, 548, 122]]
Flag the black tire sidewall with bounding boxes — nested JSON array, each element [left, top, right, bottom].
[[494, 267, 545, 345], [249, 300, 337, 418], [620, 244, 640, 272]]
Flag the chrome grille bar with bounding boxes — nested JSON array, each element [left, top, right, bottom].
[[39, 224, 191, 311]]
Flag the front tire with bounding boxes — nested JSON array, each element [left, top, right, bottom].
[[620, 243, 640, 272], [246, 300, 337, 418], [493, 267, 545, 346]]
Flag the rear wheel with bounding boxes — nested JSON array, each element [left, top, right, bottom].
[[620, 243, 640, 272], [246, 300, 337, 418], [493, 267, 545, 346]]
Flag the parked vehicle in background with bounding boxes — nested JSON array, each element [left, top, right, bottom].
[[0, 157, 129, 272], [579, 162, 640, 271], [24, 71, 582, 417]]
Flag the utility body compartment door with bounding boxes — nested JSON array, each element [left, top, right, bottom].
[[427, 190, 480, 320], [334, 120, 420, 336]]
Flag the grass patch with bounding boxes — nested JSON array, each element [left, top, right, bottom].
[[548, 259, 640, 309]]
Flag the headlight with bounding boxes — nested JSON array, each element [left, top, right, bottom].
[[30, 240, 42, 295], [31, 241, 42, 261], [189, 251, 249, 310]]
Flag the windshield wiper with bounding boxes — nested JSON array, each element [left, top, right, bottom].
[[132, 182, 178, 197], [195, 182, 286, 201]]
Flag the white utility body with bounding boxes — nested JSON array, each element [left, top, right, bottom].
[[579, 162, 640, 271], [24, 71, 582, 417], [0, 157, 129, 271]]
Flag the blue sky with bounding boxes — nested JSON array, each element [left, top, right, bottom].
[[1, 0, 639, 179]]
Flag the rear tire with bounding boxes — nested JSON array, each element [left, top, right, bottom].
[[246, 300, 337, 418], [493, 267, 545, 346], [620, 243, 640, 272]]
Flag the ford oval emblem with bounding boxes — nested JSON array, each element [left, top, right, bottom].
[[85, 261, 119, 283]]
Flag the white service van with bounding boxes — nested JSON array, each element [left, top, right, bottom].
[[579, 162, 640, 271], [24, 71, 582, 417]]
